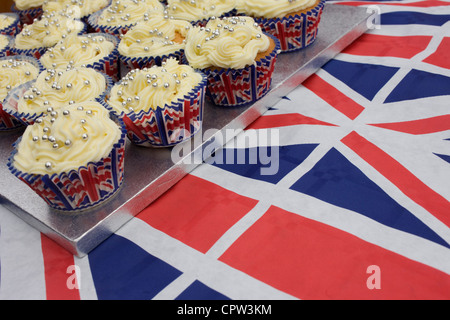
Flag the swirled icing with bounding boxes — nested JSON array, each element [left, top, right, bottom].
[[14, 0, 46, 10], [96, 0, 164, 27], [118, 13, 190, 58], [0, 58, 40, 101], [0, 14, 16, 30], [43, 0, 110, 18], [108, 57, 202, 113], [14, 11, 85, 49], [40, 34, 115, 69], [12, 101, 122, 175], [184, 16, 270, 69], [17, 67, 107, 115], [166, 0, 236, 22], [0, 35, 10, 52], [235, 0, 318, 19]]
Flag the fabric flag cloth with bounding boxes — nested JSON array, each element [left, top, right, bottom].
[[1, 0, 449, 300]]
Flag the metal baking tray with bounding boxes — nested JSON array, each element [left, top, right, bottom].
[[0, 4, 373, 257]]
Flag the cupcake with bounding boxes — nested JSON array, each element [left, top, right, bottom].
[[42, 0, 111, 22], [0, 13, 21, 36], [0, 35, 13, 58], [12, 0, 45, 25], [0, 55, 43, 130], [118, 12, 191, 77], [235, 0, 325, 52], [6, 67, 112, 125], [11, 10, 86, 59], [106, 57, 207, 147], [40, 33, 120, 81], [7, 100, 126, 212], [184, 16, 280, 107], [87, 0, 165, 36], [166, 0, 237, 26]]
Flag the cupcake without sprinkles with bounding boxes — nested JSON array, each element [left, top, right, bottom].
[[0, 13, 20, 36], [106, 57, 207, 147], [184, 16, 280, 107], [12, 0, 45, 24], [8, 101, 126, 212]]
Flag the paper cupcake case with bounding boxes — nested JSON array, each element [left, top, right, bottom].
[[7, 117, 127, 212], [0, 55, 44, 131], [119, 49, 185, 79], [103, 73, 207, 147], [11, 5, 43, 25], [10, 21, 88, 60], [3, 72, 114, 126], [254, 0, 325, 53], [0, 35, 14, 58], [84, 33, 121, 82], [0, 13, 21, 36], [200, 33, 281, 107]]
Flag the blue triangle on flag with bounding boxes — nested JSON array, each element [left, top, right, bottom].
[[321, 59, 399, 101], [385, 69, 450, 103], [290, 148, 450, 248], [434, 153, 450, 165], [89, 234, 182, 300], [209, 144, 318, 184], [175, 280, 230, 300]]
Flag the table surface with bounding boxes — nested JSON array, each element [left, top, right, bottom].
[[1, 0, 449, 301]]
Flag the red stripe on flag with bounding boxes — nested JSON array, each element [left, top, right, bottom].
[[342, 131, 450, 228], [247, 113, 338, 130], [220, 205, 450, 299], [337, 1, 449, 7], [41, 235, 80, 300], [137, 174, 258, 254], [423, 37, 450, 70], [369, 115, 450, 135], [303, 74, 365, 120], [343, 34, 432, 59]]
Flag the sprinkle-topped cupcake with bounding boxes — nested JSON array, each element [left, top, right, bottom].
[[12, 67, 111, 125], [0, 13, 20, 36], [184, 16, 280, 106], [12, 10, 86, 59], [118, 12, 191, 76], [8, 100, 127, 211], [42, 0, 111, 20], [166, 0, 236, 26], [236, 0, 325, 52], [106, 57, 207, 147], [88, 0, 165, 36], [0, 55, 43, 130], [40, 33, 120, 81]]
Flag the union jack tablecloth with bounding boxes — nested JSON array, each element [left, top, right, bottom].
[[1, 0, 449, 301]]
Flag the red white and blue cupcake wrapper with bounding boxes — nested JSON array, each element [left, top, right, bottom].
[[0, 35, 14, 58], [11, 4, 43, 25], [87, 8, 138, 37], [10, 21, 87, 60], [119, 49, 185, 79], [197, 33, 280, 107], [0, 55, 43, 131], [0, 13, 21, 36], [103, 72, 207, 147], [7, 116, 127, 212], [254, 0, 325, 53], [3, 71, 114, 126]]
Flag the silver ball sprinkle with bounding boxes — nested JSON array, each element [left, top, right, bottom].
[[45, 162, 52, 169]]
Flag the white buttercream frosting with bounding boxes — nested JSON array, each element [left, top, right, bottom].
[[0, 58, 40, 101], [235, 0, 318, 19], [166, 0, 236, 22], [14, 0, 46, 11], [96, 0, 164, 27]]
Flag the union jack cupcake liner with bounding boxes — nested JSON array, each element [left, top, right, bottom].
[[254, 0, 325, 53], [3, 72, 114, 126], [102, 73, 207, 147], [119, 49, 185, 79], [0, 55, 43, 131], [0, 13, 21, 36], [11, 5, 43, 26], [10, 21, 88, 60], [201, 33, 281, 107], [0, 35, 14, 58], [6, 117, 127, 212]]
